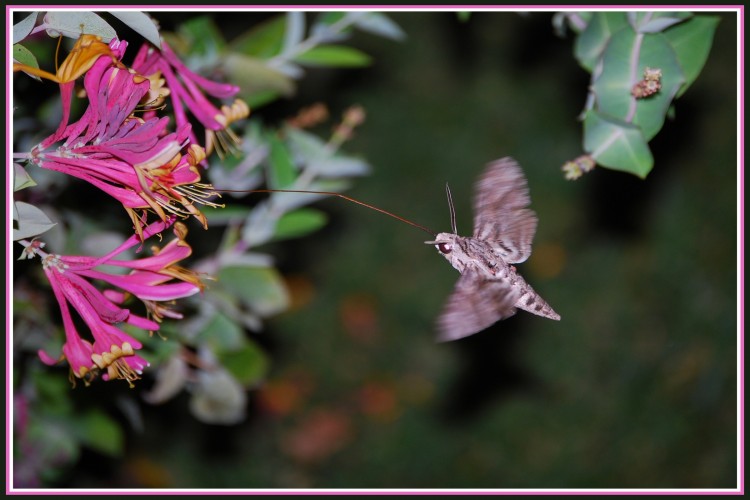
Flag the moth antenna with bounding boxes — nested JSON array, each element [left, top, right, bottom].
[[445, 183, 458, 234], [218, 188, 436, 237]]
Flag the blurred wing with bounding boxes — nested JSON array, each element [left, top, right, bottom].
[[436, 269, 519, 342], [472, 157, 538, 264]]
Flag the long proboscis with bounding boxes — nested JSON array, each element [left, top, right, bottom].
[[217, 188, 437, 237]]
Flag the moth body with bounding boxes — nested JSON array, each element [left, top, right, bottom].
[[427, 157, 560, 341]]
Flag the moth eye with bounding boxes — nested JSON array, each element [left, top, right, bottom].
[[437, 243, 452, 254]]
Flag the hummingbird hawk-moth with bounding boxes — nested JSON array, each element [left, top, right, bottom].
[[425, 157, 560, 341], [219, 156, 559, 341]]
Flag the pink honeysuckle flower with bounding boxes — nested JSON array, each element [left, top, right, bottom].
[[131, 40, 249, 157], [30, 41, 222, 239], [14, 34, 125, 145], [30, 219, 203, 387]]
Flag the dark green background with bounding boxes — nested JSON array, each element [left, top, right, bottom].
[[66, 11, 738, 489]]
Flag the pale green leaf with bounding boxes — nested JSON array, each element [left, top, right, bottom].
[[195, 310, 245, 350], [217, 266, 290, 317], [631, 34, 686, 140], [310, 157, 370, 178], [354, 12, 406, 40], [190, 369, 246, 425], [282, 12, 305, 54], [14, 163, 37, 191], [43, 11, 116, 41], [590, 26, 638, 119], [13, 201, 56, 240], [584, 111, 654, 178], [664, 15, 721, 97], [284, 127, 329, 161], [629, 12, 692, 33], [110, 11, 161, 47], [13, 12, 38, 44], [574, 12, 628, 71], [592, 28, 685, 141], [225, 53, 296, 100]]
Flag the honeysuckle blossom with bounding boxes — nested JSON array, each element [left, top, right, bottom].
[[27, 37, 221, 239], [27, 219, 203, 387], [131, 40, 249, 157], [13, 34, 122, 143]]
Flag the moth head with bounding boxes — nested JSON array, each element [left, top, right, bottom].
[[425, 232, 459, 255]]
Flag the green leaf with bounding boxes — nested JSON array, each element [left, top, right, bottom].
[[219, 340, 270, 386], [195, 310, 245, 350], [176, 15, 226, 56], [315, 12, 348, 28], [630, 34, 686, 140], [272, 208, 328, 241], [14, 163, 37, 191], [230, 15, 286, 58], [584, 111, 654, 178], [217, 265, 289, 317], [71, 410, 124, 457], [32, 367, 74, 414], [311, 157, 371, 178], [204, 204, 253, 226], [554, 12, 594, 36], [12, 44, 40, 80], [294, 45, 372, 67], [574, 12, 628, 72], [590, 26, 639, 119], [13, 12, 38, 44], [591, 28, 685, 141], [245, 90, 283, 109], [628, 12, 692, 33], [267, 133, 297, 189], [284, 126, 329, 160], [225, 52, 296, 101], [664, 15, 721, 97], [43, 11, 116, 41], [282, 12, 305, 54], [110, 11, 161, 47], [353, 12, 406, 40], [13, 201, 56, 240]]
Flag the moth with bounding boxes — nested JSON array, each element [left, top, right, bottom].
[[219, 156, 559, 341], [425, 157, 560, 341]]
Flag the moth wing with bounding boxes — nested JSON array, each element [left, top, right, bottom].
[[472, 157, 538, 264], [436, 269, 519, 342]]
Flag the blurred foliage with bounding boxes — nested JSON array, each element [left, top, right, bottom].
[[11, 9, 738, 491], [12, 10, 402, 487]]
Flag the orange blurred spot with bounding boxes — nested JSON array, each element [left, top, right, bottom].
[[284, 275, 317, 310], [257, 380, 302, 416], [124, 455, 175, 488], [528, 242, 566, 279], [281, 408, 353, 464], [339, 294, 379, 342], [257, 367, 315, 417], [358, 381, 400, 422]]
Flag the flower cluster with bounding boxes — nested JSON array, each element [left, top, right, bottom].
[[14, 32, 248, 385], [27, 220, 202, 387]]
